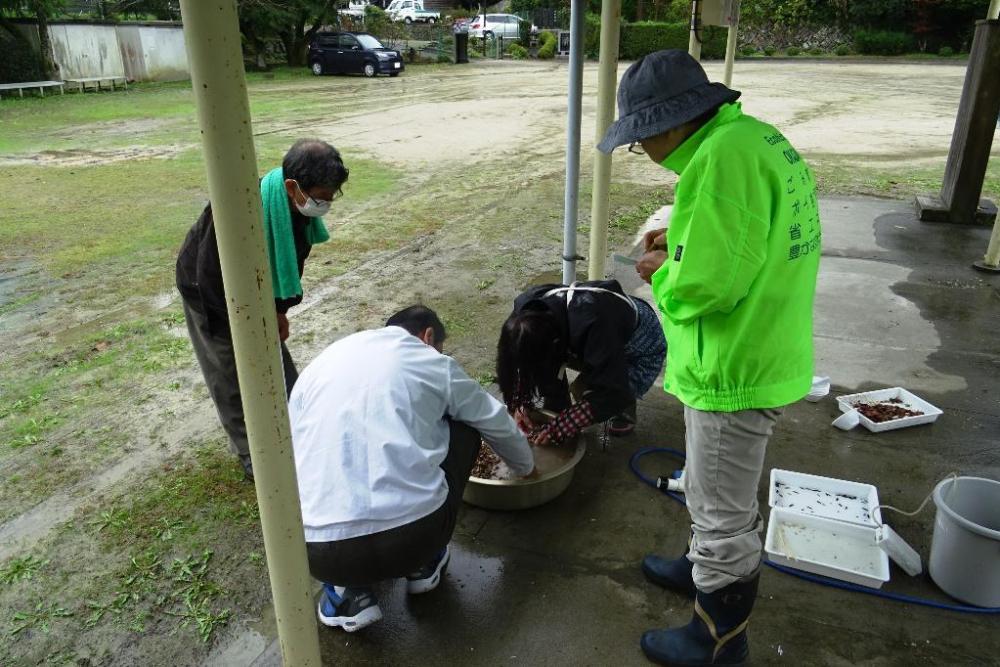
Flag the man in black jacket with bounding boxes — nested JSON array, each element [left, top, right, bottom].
[[176, 139, 349, 480]]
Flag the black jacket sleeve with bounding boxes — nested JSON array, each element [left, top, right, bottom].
[[572, 309, 634, 421]]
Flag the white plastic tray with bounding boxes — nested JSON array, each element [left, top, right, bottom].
[[765, 508, 890, 589], [837, 387, 943, 433], [769, 469, 881, 527]]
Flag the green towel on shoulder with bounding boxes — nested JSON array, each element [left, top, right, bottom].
[[260, 167, 330, 301]]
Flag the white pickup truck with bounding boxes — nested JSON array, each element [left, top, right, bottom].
[[386, 0, 440, 24]]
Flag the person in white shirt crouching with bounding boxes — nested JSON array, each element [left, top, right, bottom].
[[289, 305, 536, 632]]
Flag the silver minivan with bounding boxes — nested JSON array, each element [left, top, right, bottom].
[[467, 13, 534, 39]]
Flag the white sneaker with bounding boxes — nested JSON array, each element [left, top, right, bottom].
[[317, 585, 382, 632], [405, 546, 451, 594]]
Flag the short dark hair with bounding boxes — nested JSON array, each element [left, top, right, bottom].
[[386, 305, 447, 343], [282, 139, 349, 192]]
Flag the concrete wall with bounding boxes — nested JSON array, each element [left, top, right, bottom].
[[48, 23, 126, 79], [3, 21, 189, 83], [117, 25, 188, 82]]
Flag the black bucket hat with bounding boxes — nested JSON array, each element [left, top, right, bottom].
[[597, 49, 741, 154]]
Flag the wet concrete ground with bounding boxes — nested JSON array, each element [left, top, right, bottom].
[[244, 197, 1000, 666]]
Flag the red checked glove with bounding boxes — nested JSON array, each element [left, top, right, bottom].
[[530, 400, 594, 446]]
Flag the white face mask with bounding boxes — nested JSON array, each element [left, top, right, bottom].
[[294, 182, 332, 218]]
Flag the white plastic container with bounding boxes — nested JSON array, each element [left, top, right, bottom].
[[929, 476, 1000, 607], [769, 469, 881, 527], [765, 508, 891, 589], [836, 387, 943, 433]]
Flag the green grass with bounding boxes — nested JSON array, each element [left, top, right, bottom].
[[0, 444, 260, 663], [0, 316, 201, 521], [0, 150, 400, 314], [812, 159, 1000, 201], [0, 556, 49, 585], [0, 68, 318, 155]]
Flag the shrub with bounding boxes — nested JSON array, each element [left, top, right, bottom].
[[809, 46, 823, 55], [834, 44, 850, 56], [786, 46, 801, 56], [853, 29, 914, 56], [740, 46, 756, 56], [537, 30, 557, 59], [619, 21, 727, 60], [763, 45, 776, 56], [508, 43, 528, 59], [938, 45, 955, 57], [585, 12, 601, 58], [365, 5, 391, 34]]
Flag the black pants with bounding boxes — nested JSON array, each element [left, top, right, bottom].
[[306, 421, 482, 587], [182, 298, 298, 458]]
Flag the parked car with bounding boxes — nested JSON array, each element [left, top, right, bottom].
[[467, 13, 536, 39], [339, 0, 370, 19], [308, 31, 404, 77], [385, 0, 440, 24]]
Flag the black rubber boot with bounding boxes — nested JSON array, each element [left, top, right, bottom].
[[239, 453, 254, 482], [640, 572, 759, 666], [642, 554, 696, 598]]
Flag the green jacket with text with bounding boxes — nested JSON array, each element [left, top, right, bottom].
[[651, 103, 820, 412]]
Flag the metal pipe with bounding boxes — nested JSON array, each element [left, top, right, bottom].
[[562, 0, 585, 284], [588, 0, 622, 280], [688, 0, 702, 61], [177, 2, 321, 665], [722, 0, 741, 87]]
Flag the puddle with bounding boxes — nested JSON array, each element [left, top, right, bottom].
[[0, 145, 187, 167], [204, 626, 270, 667]]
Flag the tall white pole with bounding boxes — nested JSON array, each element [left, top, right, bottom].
[[723, 0, 741, 87], [562, 0, 585, 284], [588, 0, 622, 280], [178, 2, 321, 664], [688, 0, 702, 60]]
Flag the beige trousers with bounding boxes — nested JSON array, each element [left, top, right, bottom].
[[683, 406, 781, 593]]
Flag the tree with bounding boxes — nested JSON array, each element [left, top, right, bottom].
[[30, 0, 60, 77], [237, 0, 337, 68], [0, 0, 64, 78]]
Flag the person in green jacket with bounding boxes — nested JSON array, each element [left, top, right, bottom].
[[598, 50, 820, 666]]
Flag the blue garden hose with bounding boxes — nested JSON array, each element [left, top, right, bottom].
[[628, 447, 1000, 615]]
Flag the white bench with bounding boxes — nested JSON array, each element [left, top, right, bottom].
[[65, 76, 129, 93], [0, 80, 65, 98]]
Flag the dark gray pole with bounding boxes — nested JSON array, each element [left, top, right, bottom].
[[916, 19, 1000, 226]]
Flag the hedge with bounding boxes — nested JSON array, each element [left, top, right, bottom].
[[619, 21, 728, 60], [853, 29, 914, 56], [508, 43, 528, 59]]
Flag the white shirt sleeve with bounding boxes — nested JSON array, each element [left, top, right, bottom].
[[445, 358, 535, 476]]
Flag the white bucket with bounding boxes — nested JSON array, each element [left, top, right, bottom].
[[929, 476, 1000, 607]]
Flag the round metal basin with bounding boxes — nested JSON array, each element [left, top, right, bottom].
[[463, 439, 586, 511]]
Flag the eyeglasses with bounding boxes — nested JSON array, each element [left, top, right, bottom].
[[296, 180, 344, 205], [627, 142, 645, 155]]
